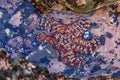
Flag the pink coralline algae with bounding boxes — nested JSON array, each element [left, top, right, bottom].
[[9, 11, 23, 27], [37, 17, 101, 67], [0, 0, 23, 14]]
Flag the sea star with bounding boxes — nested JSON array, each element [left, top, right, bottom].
[[37, 17, 100, 67]]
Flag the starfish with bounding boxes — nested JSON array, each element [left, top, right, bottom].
[[37, 17, 100, 67]]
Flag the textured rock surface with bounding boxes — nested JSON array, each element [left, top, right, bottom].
[[0, 0, 120, 79]]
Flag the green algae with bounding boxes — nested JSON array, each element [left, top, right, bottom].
[[29, 0, 119, 14], [61, 0, 119, 14]]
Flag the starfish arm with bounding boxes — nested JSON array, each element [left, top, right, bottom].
[[39, 17, 65, 33], [60, 50, 83, 67], [37, 32, 47, 43], [69, 17, 90, 31]]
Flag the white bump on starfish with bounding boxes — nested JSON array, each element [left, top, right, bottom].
[[46, 49, 51, 54], [39, 45, 45, 50]]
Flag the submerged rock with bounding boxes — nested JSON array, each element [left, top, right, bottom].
[[0, 0, 120, 79]]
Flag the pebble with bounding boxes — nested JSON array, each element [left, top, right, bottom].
[[90, 22, 99, 29], [0, 11, 3, 19], [99, 35, 106, 45], [23, 69, 31, 75], [106, 32, 113, 38]]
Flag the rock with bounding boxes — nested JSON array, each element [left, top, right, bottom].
[[76, 0, 86, 6], [52, 4, 64, 11]]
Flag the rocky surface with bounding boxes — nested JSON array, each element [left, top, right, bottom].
[[0, 0, 120, 80]]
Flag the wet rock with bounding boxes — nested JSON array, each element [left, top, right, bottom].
[[76, 0, 86, 6], [23, 69, 32, 75], [0, 50, 7, 59], [112, 71, 120, 78]]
